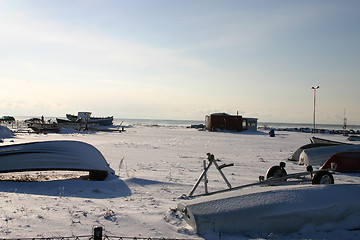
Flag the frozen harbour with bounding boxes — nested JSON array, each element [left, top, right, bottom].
[[0, 125, 360, 239]]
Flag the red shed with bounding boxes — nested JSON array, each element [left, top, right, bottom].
[[205, 113, 243, 132]]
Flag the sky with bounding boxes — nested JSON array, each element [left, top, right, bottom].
[[1, 0, 360, 124]]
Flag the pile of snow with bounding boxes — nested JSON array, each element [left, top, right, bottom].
[[0, 126, 15, 139]]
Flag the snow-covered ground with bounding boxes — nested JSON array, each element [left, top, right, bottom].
[[0, 125, 359, 239]]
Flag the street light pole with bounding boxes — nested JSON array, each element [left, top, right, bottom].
[[311, 86, 319, 133]]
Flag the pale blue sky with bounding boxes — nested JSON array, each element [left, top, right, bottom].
[[1, 0, 359, 124]]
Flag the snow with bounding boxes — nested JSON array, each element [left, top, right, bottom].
[[0, 125, 360, 239], [0, 126, 15, 140]]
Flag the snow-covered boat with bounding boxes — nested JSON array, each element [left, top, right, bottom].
[[299, 144, 360, 166], [66, 112, 113, 126], [0, 140, 115, 180], [178, 184, 360, 234], [320, 152, 360, 172]]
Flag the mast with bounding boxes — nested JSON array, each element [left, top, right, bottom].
[[343, 108, 347, 136]]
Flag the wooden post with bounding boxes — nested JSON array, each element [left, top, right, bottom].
[[84, 118, 88, 131], [188, 160, 212, 197], [203, 160, 208, 194], [93, 226, 102, 240], [213, 160, 232, 189]]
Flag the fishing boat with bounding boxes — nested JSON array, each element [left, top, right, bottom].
[[56, 118, 80, 124], [28, 122, 61, 133], [0, 116, 15, 124], [66, 112, 113, 126]]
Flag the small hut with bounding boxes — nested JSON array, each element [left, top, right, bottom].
[[205, 113, 257, 132]]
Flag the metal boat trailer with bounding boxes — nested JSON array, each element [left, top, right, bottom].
[[187, 153, 334, 198]]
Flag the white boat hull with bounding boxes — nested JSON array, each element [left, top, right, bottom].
[[0, 140, 115, 180], [178, 184, 360, 234], [299, 144, 360, 166]]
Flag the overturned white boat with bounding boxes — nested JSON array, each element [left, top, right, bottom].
[[0, 140, 115, 180], [288, 142, 341, 162], [288, 137, 351, 162], [178, 184, 360, 234], [310, 136, 349, 145], [298, 144, 360, 166]]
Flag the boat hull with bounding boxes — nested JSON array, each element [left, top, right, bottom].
[[66, 113, 113, 126], [321, 152, 360, 172], [178, 185, 360, 234], [298, 144, 360, 166], [0, 140, 115, 180], [28, 123, 60, 133]]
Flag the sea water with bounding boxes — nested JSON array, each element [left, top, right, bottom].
[[10, 116, 360, 131], [114, 118, 360, 131]]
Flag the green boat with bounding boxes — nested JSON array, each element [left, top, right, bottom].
[[0, 116, 15, 123]]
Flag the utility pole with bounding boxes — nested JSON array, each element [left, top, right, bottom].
[[311, 86, 319, 133], [343, 108, 347, 136]]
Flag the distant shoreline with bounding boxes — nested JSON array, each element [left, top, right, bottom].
[[258, 122, 360, 132], [7, 116, 360, 131]]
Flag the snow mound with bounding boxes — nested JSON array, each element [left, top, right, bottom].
[[0, 126, 15, 139]]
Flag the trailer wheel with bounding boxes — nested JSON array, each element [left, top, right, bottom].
[[312, 170, 334, 184], [266, 166, 287, 180]]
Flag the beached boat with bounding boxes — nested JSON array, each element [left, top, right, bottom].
[[320, 152, 360, 172], [288, 137, 351, 162], [28, 122, 60, 133], [299, 144, 360, 166], [310, 136, 350, 145], [0, 116, 15, 124], [66, 112, 113, 126], [288, 143, 343, 162], [27, 118, 86, 133], [178, 184, 360, 234], [66, 113, 81, 122], [0, 140, 115, 180], [24, 117, 42, 123], [56, 118, 79, 124]]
